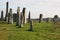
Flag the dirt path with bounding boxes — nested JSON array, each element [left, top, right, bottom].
[[0, 31, 8, 40]]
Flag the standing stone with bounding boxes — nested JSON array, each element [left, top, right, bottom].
[[1, 11, 4, 21], [39, 14, 43, 23], [22, 8, 27, 24], [8, 8, 13, 24], [13, 13, 17, 22], [16, 7, 20, 26], [29, 20, 33, 31], [28, 11, 30, 23], [11, 9, 13, 24], [28, 11, 33, 31], [19, 12, 23, 28], [53, 15, 59, 24], [5, 2, 9, 23], [46, 18, 51, 23], [46, 18, 49, 22]]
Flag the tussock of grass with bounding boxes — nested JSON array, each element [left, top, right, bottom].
[[0, 21, 7, 24]]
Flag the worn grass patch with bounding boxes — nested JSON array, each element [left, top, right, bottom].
[[0, 31, 8, 40]]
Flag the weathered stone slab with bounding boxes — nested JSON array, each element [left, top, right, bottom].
[[8, 8, 13, 24], [39, 14, 43, 23], [16, 7, 20, 26], [22, 8, 27, 24], [28, 11, 33, 31], [5, 2, 9, 23], [1, 11, 3, 21]]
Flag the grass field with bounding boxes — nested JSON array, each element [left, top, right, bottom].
[[0, 22, 60, 40]]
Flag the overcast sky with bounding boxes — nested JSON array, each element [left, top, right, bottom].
[[0, 0, 60, 18]]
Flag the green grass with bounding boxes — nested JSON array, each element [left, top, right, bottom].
[[0, 22, 60, 40]]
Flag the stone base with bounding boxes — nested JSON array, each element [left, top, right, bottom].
[[28, 29, 33, 31], [18, 25, 23, 28]]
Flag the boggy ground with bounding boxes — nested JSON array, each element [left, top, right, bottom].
[[0, 22, 60, 40]]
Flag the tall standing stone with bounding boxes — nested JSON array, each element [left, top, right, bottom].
[[28, 11, 30, 23], [5, 2, 9, 23], [1, 11, 4, 21], [39, 14, 43, 23], [11, 9, 13, 24], [19, 12, 23, 28], [29, 20, 33, 31], [16, 7, 20, 26], [8, 8, 13, 24], [28, 11, 33, 31], [22, 8, 27, 24]]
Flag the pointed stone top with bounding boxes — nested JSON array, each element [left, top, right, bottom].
[[28, 11, 31, 19], [6, 1, 9, 4], [22, 8, 25, 11], [1, 10, 3, 14], [17, 7, 20, 12], [10, 8, 12, 11], [18, 7, 20, 8], [1, 10, 3, 12]]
